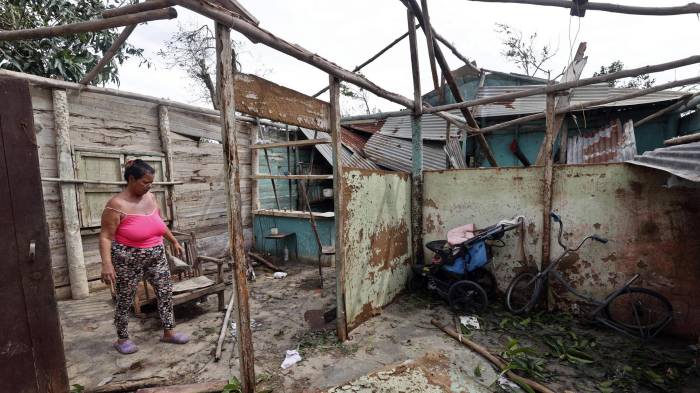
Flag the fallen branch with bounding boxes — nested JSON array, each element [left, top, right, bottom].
[[431, 319, 556, 393], [215, 291, 236, 361], [88, 377, 165, 393], [80, 24, 138, 85], [664, 132, 700, 147], [0, 8, 177, 42], [248, 251, 284, 272], [135, 381, 225, 393]]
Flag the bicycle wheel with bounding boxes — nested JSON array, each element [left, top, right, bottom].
[[448, 280, 488, 314], [604, 287, 673, 331], [505, 272, 542, 314], [470, 268, 497, 297]]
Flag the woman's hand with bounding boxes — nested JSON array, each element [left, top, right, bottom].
[[173, 242, 185, 257], [101, 263, 116, 284]]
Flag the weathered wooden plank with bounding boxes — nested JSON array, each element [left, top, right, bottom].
[[216, 23, 256, 392], [250, 139, 330, 149], [252, 174, 333, 180], [53, 89, 89, 299], [234, 73, 329, 132]]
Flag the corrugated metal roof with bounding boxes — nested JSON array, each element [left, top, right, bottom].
[[628, 141, 700, 182], [299, 128, 379, 170], [379, 84, 685, 141], [473, 84, 685, 118], [379, 111, 465, 141], [567, 119, 637, 164], [341, 127, 370, 152], [363, 133, 447, 172], [344, 119, 385, 134]]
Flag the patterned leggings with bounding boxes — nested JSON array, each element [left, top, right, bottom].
[[112, 242, 174, 339]]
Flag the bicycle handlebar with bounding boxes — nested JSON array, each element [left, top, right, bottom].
[[550, 211, 609, 251]]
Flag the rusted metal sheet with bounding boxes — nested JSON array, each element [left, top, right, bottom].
[[567, 119, 637, 164], [341, 169, 412, 331], [299, 128, 379, 169], [423, 163, 700, 337], [423, 167, 544, 289], [628, 141, 700, 182], [234, 73, 329, 132]]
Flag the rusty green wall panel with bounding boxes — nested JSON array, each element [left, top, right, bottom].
[[423, 167, 544, 288], [341, 169, 412, 331], [423, 163, 700, 337]]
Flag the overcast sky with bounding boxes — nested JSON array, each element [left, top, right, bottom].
[[110, 0, 700, 113]]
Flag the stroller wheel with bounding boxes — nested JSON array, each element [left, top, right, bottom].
[[448, 280, 488, 314], [470, 268, 497, 297]]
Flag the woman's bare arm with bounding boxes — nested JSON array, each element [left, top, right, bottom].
[[153, 193, 184, 256], [99, 202, 121, 284]]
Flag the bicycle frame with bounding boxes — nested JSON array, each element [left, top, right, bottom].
[[526, 213, 669, 339]]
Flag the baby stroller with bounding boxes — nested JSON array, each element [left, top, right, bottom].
[[410, 218, 522, 314]]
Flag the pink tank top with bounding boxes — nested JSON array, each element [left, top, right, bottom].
[[112, 208, 168, 249]]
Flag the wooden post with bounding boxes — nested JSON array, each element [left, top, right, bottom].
[[402, 0, 499, 167], [541, 93, 556, 272], [250, 126, 260, 212], [420, 0, 439, 92], [158, 105, 178, 227], [330, 76, 348, 342], [407, 9, 424, 265], [52, 89, 89, 300], [215, 23, 255, 393]]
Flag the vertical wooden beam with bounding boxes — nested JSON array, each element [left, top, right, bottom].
[[558, 118, 568, 164], [420, 0, 440, 92], [52, 89, 89, 299], [215, 22, 255, 393], [407, 9, 424, 265], [250, 126, 260, 211], [330, 76, 348, 342], [541, 93, 556, 272], [158, 105, 178, 227], [402, 0, 498, 167]]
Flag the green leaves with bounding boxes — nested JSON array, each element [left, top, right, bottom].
[[0, 0, 148, 84], [222, 376, 241, 393], [543, 334, 595, 365]]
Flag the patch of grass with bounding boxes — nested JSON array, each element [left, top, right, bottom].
[[295, 329, 357, 357], [69, 384, 84, 393]]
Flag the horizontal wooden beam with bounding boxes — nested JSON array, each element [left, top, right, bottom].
[[212, 0, 260, 25], [634, 93, 698, 128], [174, 0, 415, 109], [467, 0, 700, 16], [41, 177, 183, 185], [664, 132, 700, 146], [235, 73, 330, 132], [102, 0, 175, 18], [250, 139, 330, 149], [476, 75, 700, 134], [252, 174, 333, 180], [425, 55, 700, 114], [0, 8, 177, 42]]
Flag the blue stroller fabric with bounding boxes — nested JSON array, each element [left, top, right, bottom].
[[442, 240, 489, 274]]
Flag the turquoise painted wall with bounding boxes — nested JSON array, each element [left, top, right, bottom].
[[253, 214, 335, 260]]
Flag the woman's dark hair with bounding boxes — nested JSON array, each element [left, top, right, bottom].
[[124, 159, 155, 182]]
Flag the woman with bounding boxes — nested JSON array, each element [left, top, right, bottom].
[[100, 159, 189, 355]]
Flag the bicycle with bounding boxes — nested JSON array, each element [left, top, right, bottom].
[[505, 212, 673, 339]]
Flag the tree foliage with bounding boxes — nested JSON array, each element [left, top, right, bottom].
[[593, 60, 655, 89], [0, 0, 148, 85], [157, 23, 240, 109], [495, 23, 557, 79]]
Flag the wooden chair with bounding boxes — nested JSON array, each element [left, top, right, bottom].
[[130, 230, 227, 316]]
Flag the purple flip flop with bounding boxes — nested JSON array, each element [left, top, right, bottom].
[[160, 332, 190, 344], [113, 340, 138, 355]]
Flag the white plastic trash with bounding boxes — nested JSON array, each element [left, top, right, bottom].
[[273, 272, 288, 279], [281, 349, 302, 369], [460, 316, 481, 330]]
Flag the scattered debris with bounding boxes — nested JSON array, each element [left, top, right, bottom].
[[281, 350, 302, 369], [460, 315, 481, 330]]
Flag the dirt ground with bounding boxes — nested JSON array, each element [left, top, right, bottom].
[[60, 261, 699, 393]]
